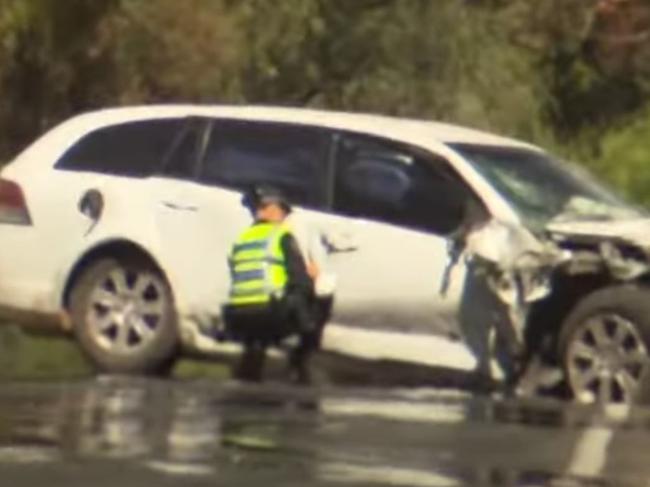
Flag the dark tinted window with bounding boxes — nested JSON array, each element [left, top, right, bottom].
[[56, 119, 181, 177], [201, 121, 328, 208], [161, 118, 208, 180], [334, 134, 475, 235]]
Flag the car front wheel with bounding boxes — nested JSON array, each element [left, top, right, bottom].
[[559, 285, 650, 404], [70, 258, 179, 374]]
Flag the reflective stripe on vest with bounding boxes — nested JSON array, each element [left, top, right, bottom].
[[227, 222, 289, 306]]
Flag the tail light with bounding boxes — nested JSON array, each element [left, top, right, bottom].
[[0, 178, 32, 225]]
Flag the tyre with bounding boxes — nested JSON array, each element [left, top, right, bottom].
[[559, 285, 650, 404], [69, 258, 179, 374]]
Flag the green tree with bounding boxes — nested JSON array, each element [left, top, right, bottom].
[[102, 0, 242, 103], [590, 110, 650, 206], [493, 0, 650, 146], [0, 0, 118, 157], [0, 0, 648, 185], [232, 0, 550, 142]]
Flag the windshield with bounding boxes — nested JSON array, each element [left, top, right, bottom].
[[452, 143, 642, 229]]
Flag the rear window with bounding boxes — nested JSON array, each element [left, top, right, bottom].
[[56, 119, 181, 177]]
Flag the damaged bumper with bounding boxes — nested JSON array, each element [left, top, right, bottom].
[[449, 218, 650, 385]]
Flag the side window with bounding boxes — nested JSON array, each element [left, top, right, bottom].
[[56, 119, 182, 177], [334, 134, 475, 235], [200, 120, 329, 208], [160, 118, 208, 180]]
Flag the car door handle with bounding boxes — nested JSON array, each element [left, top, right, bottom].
[[161, 201, 199, 212], [323, 231, 359, 253]]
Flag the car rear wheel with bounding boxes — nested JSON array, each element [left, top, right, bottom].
[[70, 258, 179, 374], [559, 285, 650, 404]]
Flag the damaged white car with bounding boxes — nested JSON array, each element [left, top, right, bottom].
[[447, 147, 650, 404], [0, 105, 647, 403]]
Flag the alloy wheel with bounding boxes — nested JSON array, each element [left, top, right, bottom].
[[566, 313, 649, 404], [85, 267, 167, 354]]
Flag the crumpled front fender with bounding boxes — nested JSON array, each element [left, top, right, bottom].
[[462, 220, 566, 306]]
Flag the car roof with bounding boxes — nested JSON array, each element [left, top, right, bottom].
[[61, 104, 537, 150]]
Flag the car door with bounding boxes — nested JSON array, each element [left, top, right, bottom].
[[153, 118, 332, 325], [150, 117, 224, 321], [317, 132, 485, 341]]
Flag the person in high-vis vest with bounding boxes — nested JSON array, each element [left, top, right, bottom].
[[223, 185, 318, 384]]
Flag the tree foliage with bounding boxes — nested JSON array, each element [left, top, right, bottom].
[[0, 0, 649, 204]]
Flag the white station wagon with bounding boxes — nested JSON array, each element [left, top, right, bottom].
[[1, 105, 650, 403]]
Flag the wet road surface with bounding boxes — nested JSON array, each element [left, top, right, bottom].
[[0, 378, 649, 486]]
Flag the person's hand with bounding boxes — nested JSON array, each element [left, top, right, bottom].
[[307, 261, 320, 280]]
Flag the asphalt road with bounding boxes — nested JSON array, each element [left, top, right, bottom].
[[0, 375, 648, 487]]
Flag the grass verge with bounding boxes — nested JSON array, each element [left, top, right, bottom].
[[0, 323, 230, 381]]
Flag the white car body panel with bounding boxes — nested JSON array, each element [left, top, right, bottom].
[[152, 179, 249, 317], [298, 209, 467, 336]]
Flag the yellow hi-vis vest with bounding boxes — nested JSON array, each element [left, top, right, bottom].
[[227, 222, 290, 306]]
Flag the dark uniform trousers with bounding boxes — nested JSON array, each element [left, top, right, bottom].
[[223, 290, 319, 383]]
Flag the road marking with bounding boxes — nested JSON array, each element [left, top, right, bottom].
[[323, 398, 466, 424], [565, 404, 630, 478], [320, 462, 461, 487]]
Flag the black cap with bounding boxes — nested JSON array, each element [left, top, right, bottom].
[[241, 185, 292, 212]]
